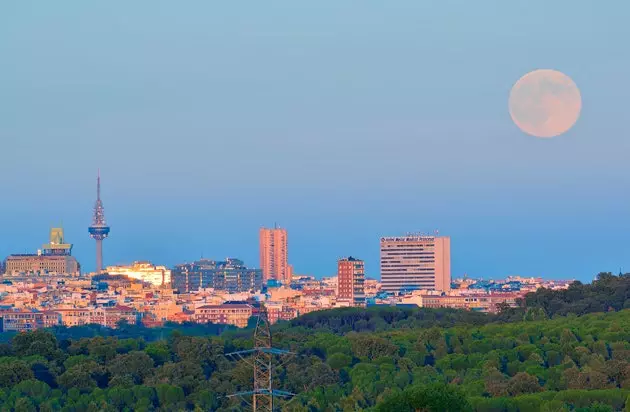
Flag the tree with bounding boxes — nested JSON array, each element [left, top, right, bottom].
[[349, 334, 398, 360], [58, 361, 106, 391], [108, 351, 154, 384], [144, 341, 170, 365], [0, 360, 34, 387], [155, 384, 185, 408], [327, 353, 352, 370], [13, 397, 36, 412], [507, 372, 542, 396], [376, 383, 471, 412], [147, 361, 204, 395], [484, 368, 508, 397], [11, 330, 59, 360], [171, 336, 223, 377]]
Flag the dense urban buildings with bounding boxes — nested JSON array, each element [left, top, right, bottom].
[[88, 171, 110, 273], [172, 258, 263, 293], [380, 234, 451, 293], [106, 261, 171, 286], [3, 227, 81, 276], [337, 256, 366, 307], [259, 226, 290, 284]]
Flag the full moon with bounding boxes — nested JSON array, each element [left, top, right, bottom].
[[508, 69, 582, 138]]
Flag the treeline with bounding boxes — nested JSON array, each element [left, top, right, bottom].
[[0, 321, 234, 344], [495, 272, 630, 322], [523, 272, 630, 317], [284, 305, 492, 335], [3, 309, 630, 410]]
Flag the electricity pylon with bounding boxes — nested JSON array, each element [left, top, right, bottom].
[[226, 303, 294, 411]]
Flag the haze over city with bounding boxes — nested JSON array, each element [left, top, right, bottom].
[[1, 1, 629, 281]]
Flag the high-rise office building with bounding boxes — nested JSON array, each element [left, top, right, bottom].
[[259, 226, 289, 285], [337, 256, 366, 307], [380, 235, 451, 293]]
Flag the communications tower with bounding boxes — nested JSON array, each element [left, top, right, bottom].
[[88, 171, 110, 273]]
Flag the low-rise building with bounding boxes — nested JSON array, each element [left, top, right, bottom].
[[0, 310, 61, 332], [193, 303, 252, 328], [419, 293, 520, 313], [265, 301, 298, 324], [56, 305, 137, 328]]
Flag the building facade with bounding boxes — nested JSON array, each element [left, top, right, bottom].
[[106, 261, 171, 286], [172, 258, 262, 293], [419, 293, 519, 313], [0, 311, 61, 332], [380, 235, 451, 293], [265, 301, 298, 324], [56, 306, 137, 328], [4, 227, 80, 276], [259, 227, 289, 284], [337, 256, 366, 307], [5, 255, 80, 276], [193, 303, 253, 328]]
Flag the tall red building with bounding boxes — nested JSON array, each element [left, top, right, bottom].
[[337, 256, 366, 307], [259, 226, 290, 285]]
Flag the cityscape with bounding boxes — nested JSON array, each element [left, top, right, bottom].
[[1, 1, 628, 411], [0, 174, 573, 332]]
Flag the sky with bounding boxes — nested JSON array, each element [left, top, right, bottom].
[[1, 1, 629, 281]]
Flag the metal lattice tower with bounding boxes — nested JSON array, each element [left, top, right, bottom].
[[226, 304, 294, 412], [88, 170, 110, 273]]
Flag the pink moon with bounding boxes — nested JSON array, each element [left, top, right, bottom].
[[508, 69, 582, 138]]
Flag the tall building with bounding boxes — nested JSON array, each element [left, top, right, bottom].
[[172, 258, 263, 293], [337, 256, 366, 307], [88, 171, 110, 273], [380, 235, 451, 293], [106, 261, 171, 286], [259, 226, 289, 285], [3, 227, 81, 276]]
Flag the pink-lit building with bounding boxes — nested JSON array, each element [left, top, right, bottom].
[[260, 227, 290, 285]]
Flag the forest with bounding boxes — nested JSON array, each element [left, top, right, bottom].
[[1, 272, 630, 411]]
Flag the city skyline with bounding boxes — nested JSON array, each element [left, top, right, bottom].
[[0, 201, 586, 281], [1, 1, 629, 282]]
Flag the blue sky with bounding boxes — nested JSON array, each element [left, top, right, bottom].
[[1, 1, 629, 281]]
